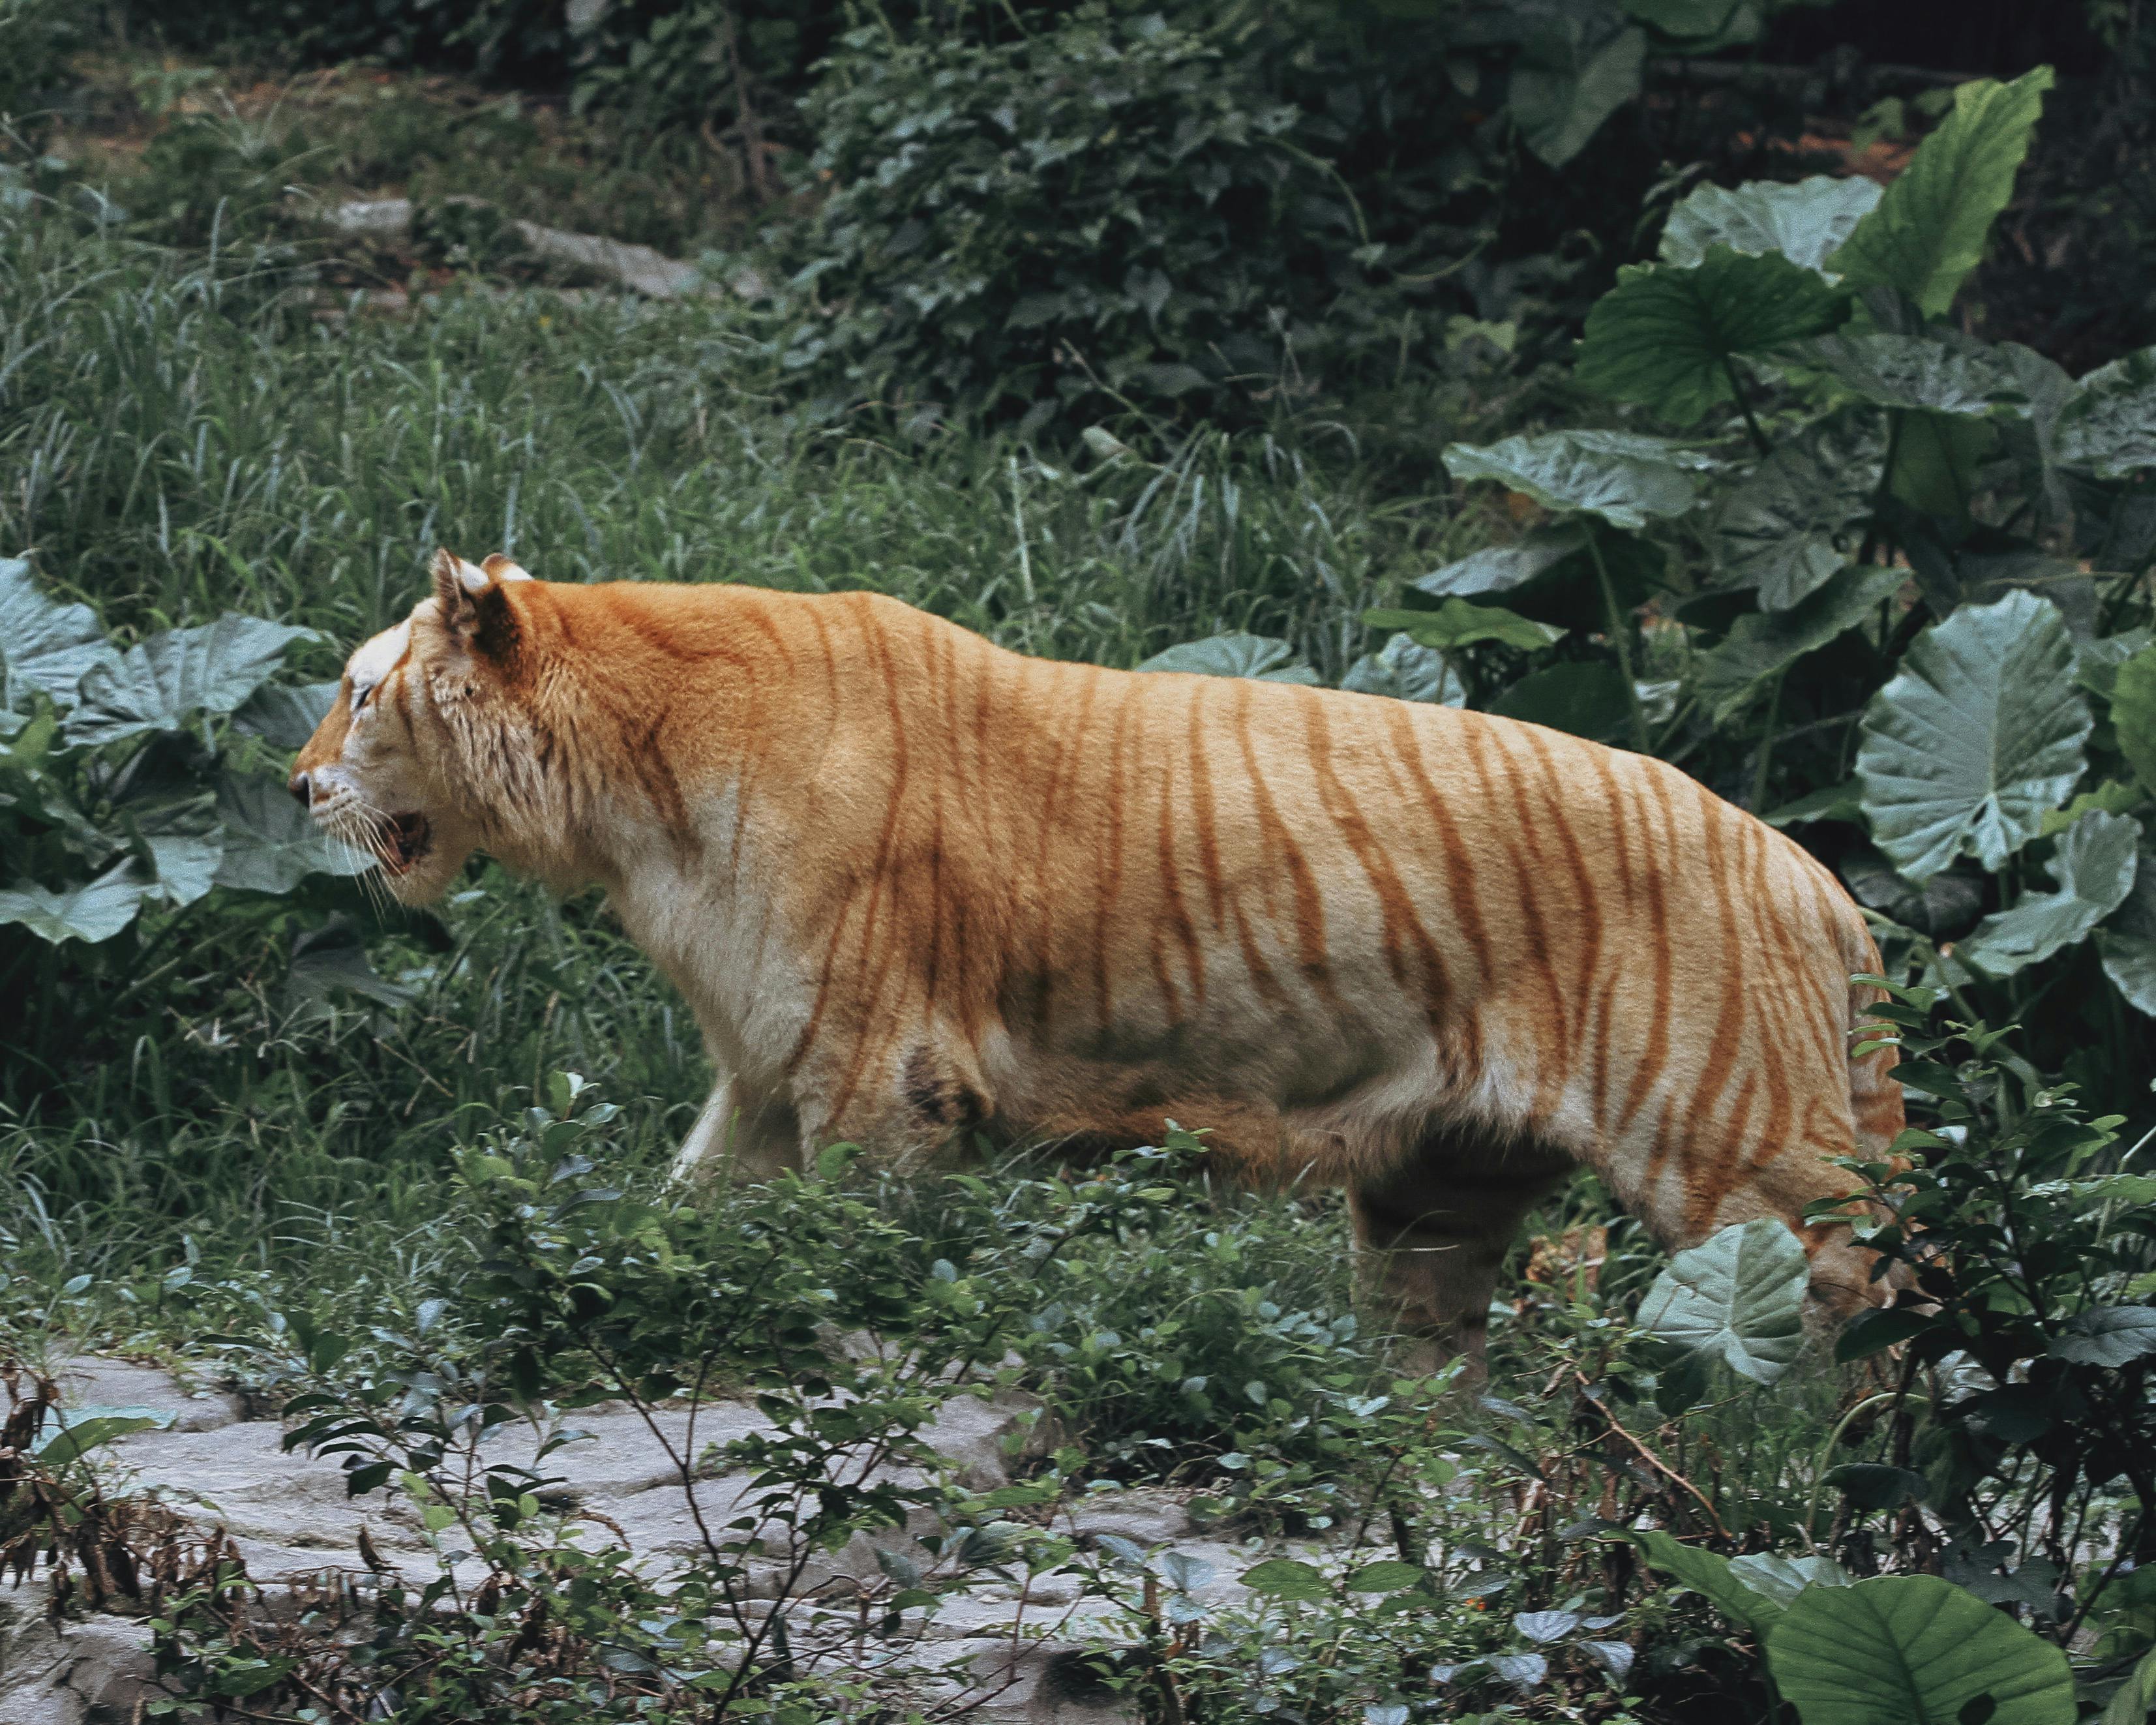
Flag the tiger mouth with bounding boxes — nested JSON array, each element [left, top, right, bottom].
[[378, 812, 432, 875]]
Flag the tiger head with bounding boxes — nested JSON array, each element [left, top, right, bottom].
[[288, 548, 539, 903]]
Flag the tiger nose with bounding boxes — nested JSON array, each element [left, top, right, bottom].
[[288, 770, 314, 808]]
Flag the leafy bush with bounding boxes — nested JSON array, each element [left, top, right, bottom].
[[783, 7, 1393, 435], [0, 558, 376, 1075], [766, 0, 1886, 434], [0, 0, 76, 139]]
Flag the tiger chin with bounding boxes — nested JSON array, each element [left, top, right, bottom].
[[292, 548, 1905, 1373]]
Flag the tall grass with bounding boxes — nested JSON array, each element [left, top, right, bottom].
[[0, 209, 1472, 675]]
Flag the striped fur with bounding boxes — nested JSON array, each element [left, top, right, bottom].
[[292, 552, 1903, 1364]]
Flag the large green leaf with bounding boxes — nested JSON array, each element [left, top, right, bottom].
[[1340, 633, 1465, 705], [213, 773, 372, 894], [1634, 1532, 1781, 1634], [1660, 175, 1883, 273], [1765, 1574, 2074, 1725], [1856, 590, 2091, 882], [1827, 68, 2056, 318], [1364, 600, 1563, 653], [1635, 1218, 1809, 1385], [140, 830, 225, 908], [0, 556, 115, 710], [1622, 0, 1749, 40], [1413, 524, 1665, 631], [1508, 20, 1646, 168], [1577, 248, 1850, 426], [1693, 563, 1906, 722], [232, 680, 340, 751], [1793, 331, 2029, 416], [2050, 1305, 2156, 1368], [1713, 418, 1884, 608], [285, 919, 419, 1011], [67, 614, 318, 746], [1728, 1553, 1853, 1610], [0, 857, 152, 944], [1956, 809, 2139, 978], [1134, 634, 1321, 684], [1443, 431, 1705, 530], [2058, 348, 2156, 481], [1488, 663, 1636, 745], [2114, 644, 2156, 796], [2097, 848, 2156, 1015], [2104, 1645, 2156, 1725]]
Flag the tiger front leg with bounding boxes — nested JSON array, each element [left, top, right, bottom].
[[669, 1073, 802, 1191]]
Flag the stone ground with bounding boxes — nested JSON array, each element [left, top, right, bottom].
[[1, 1356, 1276, 1725]]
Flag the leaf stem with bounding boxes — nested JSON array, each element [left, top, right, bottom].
[[1586, 527, 1652, 754], [1720, 355, 1772, 459], [1750, 668, 1788, 813]]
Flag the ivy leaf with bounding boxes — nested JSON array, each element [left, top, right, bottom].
[[1443, 431, 1706, 531], [213, 773, 372, 894], [0, 857, 152, 944], [1508, 21, 1645, 168], [1793, 331, 2030, 416], [1713, 417, 1885, 608], [67, 615, 318, 745], [0, 556, 115, 710], [1956, 810, 2138, 978], [2097, 848, 2156, 1015], [1135, 634, 1321, 684], [1827, 68, 2056, 318], [1765, 1574, 2075, 1725], [1577, 248, 1851, 425], [1340, 634, 1465, 705], [1692, 563, 1905, 722], [1364, 600, 1563, 653], [2058, 348, 2156, 481], [1636, 1218, 1810, 1385], [1659, 175, 1883, 273], [1856, 590, 2091, 882]]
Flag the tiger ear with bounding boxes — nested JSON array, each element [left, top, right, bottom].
[[428, 547, 520, 654]]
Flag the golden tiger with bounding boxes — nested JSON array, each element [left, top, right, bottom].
[[291, 550, 1903, 1364]]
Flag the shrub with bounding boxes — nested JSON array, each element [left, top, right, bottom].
[[781, 7, 1400, 436], [0, 0, 76, 140]]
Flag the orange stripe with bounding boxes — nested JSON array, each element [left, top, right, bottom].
[[1233, 682, 1340, 1008]]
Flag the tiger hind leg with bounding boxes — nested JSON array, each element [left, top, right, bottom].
[[1350, 1136, 1575, 1379]]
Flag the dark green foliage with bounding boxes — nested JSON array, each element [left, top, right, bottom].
[[783, 8, 1392, 434]]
